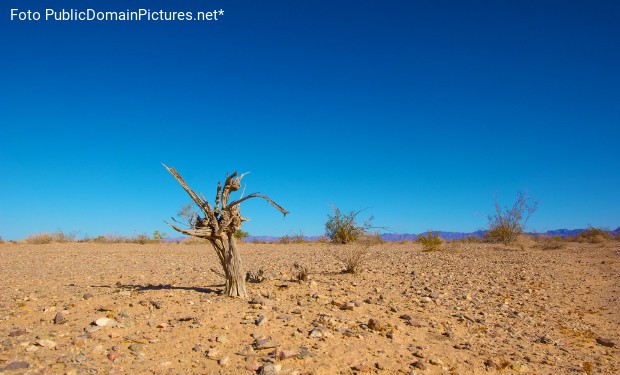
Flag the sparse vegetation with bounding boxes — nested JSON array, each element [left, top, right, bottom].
[[575, 226, 611, 243], [333, 240, 373, 274], [279, 231, 305, 244], [152, 230, 166, 242], [535, 235, 566, 250], [417, 230, 443, 252], [235, 230, 249, 240], [486, 192, 537, 245], [325, 206, 375, 244], [24, 230, 77, 244]]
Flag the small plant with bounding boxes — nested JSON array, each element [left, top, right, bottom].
[[536, 235, 566, 250], [576, 226, 611, 243], [325, 206, 375, 244], [24, 233, 55, 244], [333, 241, 373, 274], [152, 230, 167, 242], [417, 230, 443, 252], [293, 263, 309, 281], [235, 230, 249, 240], [486, 192, 537, 245], [133, 234, 150, 245]]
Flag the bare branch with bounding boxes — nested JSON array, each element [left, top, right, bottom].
[[162, 164, 214, 217], [164, 220, 212, 239], [227, 192, 289, 217]]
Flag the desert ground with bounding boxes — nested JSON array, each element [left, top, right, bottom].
[[0, 241, 618, 374]]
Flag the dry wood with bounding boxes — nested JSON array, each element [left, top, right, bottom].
[[163, 164, 287, 297]]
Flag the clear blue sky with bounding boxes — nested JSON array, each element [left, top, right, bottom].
[[1, 1, 618, 240]]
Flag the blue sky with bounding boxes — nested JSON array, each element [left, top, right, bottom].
[[1, 1, 619, 240]]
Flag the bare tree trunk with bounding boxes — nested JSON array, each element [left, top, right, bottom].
[[224, 235, 247, 297], [163, 164, 287, 298]]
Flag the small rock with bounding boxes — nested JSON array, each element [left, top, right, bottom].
[[399, 314, 412, 321], [368, 318, 382, 331], [596, 337, 616, 348], [218, 356, 230, 367], [276, 314, 292, 321], [9, 329, 27, 337], [413, 351, 425, 359], [308, 328, 323, 338], [409, 320, 427, 327], [420, 297, 432, 303], [429, 357, 443, 366], [245, 361, 261, 371], [298, 346, 313, 359], [340, 302, 355, 311], [273, 349, 298, 360], [256, 315, 268, 326], [83, 293, 93, 299], [94, 317, 115, 327], [192, 344, 202, 352], [254, 339, 280, 350], [107, 352, 121, 362], [216, 335, 228, 343], [54, 312, 67, 324], [128, 344, 144, 352], [411, 361, 426, 370], [206, 348, 219, 358], [25, 345, 38, 352], [2, 361, 30, 371], [37, 339, 57, 348], [150, 301, 163, 309], [156, 322, 168, 329], [352, 363, 372, 372], [292, 309, 302, 314], [454, 342, 471, 350], [260, 363, 282, 375]]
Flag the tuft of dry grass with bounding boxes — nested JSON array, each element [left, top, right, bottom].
[[24, 230, 76, 244], [535, 235, 566, 250], [333, 241, 373, 274], [574, 227, 611, 244]]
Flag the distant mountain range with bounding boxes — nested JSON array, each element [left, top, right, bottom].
[[243, 227, 620, 243], [165, 227, 619, 243]]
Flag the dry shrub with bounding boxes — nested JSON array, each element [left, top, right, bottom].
[[535, 235, 566, 250], [333, 241, 373, 274], [514, 234, 536, 250], [417, 230, 443, 252], [24, 230, 76, 244], [325, 206, 374, 244], [576, 227, 611, 244], [486, 192, 537, 245], [183, 236, 209, 245]]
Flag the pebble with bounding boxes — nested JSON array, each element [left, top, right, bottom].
[[254, 339, 280, 350], [9, 329, 27, 337], [596, 337, 616, 348], [37, 339, 57, 348], [216, 335, 228, 343], [351, 364, 372, 372], [2, 361, 30, 371], [54, 312, 67, 324], [128, 344, 144, 352], [276, 314, 292, 321], [260, 363, 282, 375], [421, 297, 432, 303], [368, 318, 382, 331], [218, 356, 230, 367], [83, 293, 93, 300], [94, 317, 116, 327], [107, 352, 121, 362], [206, 348, 219, 358], [411, 361, 426, 370], [256, 315, 268, 326]]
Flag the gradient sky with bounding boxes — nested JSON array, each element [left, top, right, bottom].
[[1, 1, 619, 240]]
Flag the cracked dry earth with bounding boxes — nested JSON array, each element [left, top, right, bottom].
[[0, 242, 618, 374]]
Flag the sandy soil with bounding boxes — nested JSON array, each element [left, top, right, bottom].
[[0, 241, 618, 374]]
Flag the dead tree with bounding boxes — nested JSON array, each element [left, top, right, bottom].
[[163, 164, 288, 297]]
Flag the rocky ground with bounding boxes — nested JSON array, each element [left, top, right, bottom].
[[0, 241, 618, 374]]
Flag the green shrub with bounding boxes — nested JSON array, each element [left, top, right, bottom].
[[152, 230, 166, 242], [417, 230, 443, 252], [235, 230, 249, 240], [325, 206, 374, 244]]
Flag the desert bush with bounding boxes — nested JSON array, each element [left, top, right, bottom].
[[486, 192, 537, 245], [235, 230, 249, 240], [417, 230, 443, 252], [576, 226, 611, 243], [183, 236, 209, 245], [535, 235, 566, 250], [514, 234, 537, 250], [152, 230, 166, 242], [333, 241, 373, 274], [325, 206, 375, 244], [24, 230, 76, 244]]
